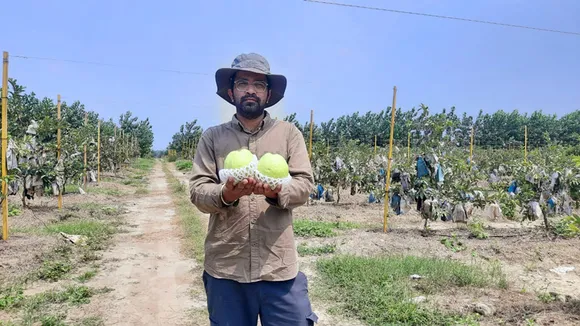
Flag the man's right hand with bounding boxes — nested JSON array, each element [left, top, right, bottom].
[[222, 177, 256, 204]]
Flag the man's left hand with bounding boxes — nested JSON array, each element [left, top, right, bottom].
[[253, 182, 281, 199]]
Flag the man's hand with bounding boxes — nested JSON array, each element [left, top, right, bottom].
[[253, 182, 282, 199], [222, 177, 256, 204]]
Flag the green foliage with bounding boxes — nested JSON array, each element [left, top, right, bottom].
[[554, 215, 580, 238], [175, 159, 193, 171], [0, 286, 24, 310], [297, 243, 337, 256], [0, 79, 154, 201], [468, 220, 489, 239], [37, 260, 72, 282], [167, 119, 203, 159], [315, 255, 505, 325], [440, 234, 466, 252], [166, 154, 177, 162], [293, 219, 359, 237]]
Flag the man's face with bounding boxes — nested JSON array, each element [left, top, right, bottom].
[[228, 70, 271, 120]]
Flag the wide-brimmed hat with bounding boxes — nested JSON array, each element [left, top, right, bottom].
[[215, 53, 287, 108]]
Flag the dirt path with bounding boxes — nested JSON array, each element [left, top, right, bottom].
[[70, 161, 199, 325]]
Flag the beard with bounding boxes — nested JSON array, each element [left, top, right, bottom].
[[235, 94, 265, 120]]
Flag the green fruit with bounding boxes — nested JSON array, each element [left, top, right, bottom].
[[257, 153, 289, 179], [224, 149, 254, 169]]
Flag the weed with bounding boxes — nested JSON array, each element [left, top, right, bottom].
[[8, 203, 21, 217], [171, 180, 186, 194], [554, 214, 580, 238], [315, 254, 505, 325], [134, 187, 149, 195], [175, 160, 193, 171], [0, 285, 25, 310], [76, 270, 98, 283], [537, 292, 555, 303], [37, 260, 72, 282], [132, 158, 155, 171], [162, 162, 205, 263], [293, 220, 358, 238], [86, 187, 123, 197], [468, 219, 489, 239], [297, 243, 337, 256], [440, 234, 467, 252], [77, 316, 105, 326]]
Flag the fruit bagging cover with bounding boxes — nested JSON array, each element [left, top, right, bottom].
[[254, 152, 292, 190], [219, 153, 259, 184], [254, 169, 292, 190]]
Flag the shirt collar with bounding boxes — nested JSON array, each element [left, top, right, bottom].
[[230, 111, 274, 134]]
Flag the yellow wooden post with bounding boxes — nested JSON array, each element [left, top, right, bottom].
[[97, 120, 101, 183], [469, 126, 474, 164], [1, 52, 9, 240], [57, 95, 62, 209], [524, 125, 528, 164], [309, 109, 314, 161], [83, 112, 88, 189], [383, 86, 397, 233]]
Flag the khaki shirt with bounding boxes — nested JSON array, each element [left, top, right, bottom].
[[189, 112, 314, 283]]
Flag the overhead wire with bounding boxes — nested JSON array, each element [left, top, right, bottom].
[[11, 55, 212, 76], [303, 0, 580, 36]]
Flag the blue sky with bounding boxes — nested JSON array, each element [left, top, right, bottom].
[[4, 0, 579, 150]]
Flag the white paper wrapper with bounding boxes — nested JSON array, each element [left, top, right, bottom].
[[254, 169, 292, 190], [218, 155, 258, 184]]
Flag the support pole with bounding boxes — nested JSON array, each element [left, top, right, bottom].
[[83, 112, 88, 189], [374, 135, 377, 155], [383, 86, 397, 233], [1, 52, 9, 240], [470, 126, 474, 164], [524, 125, 528, 164], [57, 95, 62, 209], [309, 109, 314, 160], [407, 132, 411, 163], [97, 120, 101, 183]]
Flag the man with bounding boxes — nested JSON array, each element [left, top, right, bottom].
[[189, 53, 318, 326]]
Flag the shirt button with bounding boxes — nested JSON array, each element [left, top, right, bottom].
[[252, 242, 257, 247], [251, 219, 256, 224]]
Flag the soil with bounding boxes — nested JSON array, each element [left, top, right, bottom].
[[3, 164, 577, 325], [68, 162, 206, 325]]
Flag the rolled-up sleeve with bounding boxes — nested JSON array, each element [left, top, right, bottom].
[[189, 129, 228, 214], [266, 125, 315, 210]]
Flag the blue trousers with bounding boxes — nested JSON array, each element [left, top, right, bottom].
[[203, 270, 318, 326]]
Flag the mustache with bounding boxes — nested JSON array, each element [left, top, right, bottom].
[[241, 94, 260, 102]]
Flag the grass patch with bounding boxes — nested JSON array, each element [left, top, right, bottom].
[[134, 187, 149, 195], [43, 220, 114, 237], [69, 202, 121, 218], [293, 219, 359, 238], [8, 203, 21, 217], [86, 186, 124, 197], [37, 260, 73, 282], [297, 243, 336, 256], [64, 184, 81, 194], [77, 316, 105, 326], [315, 255, 506, 325], [0, 286, 25, 310], [132, 158, 155, 171], [76, 269, 98, 283], [162, 162, 205, 263], [175, 159, 193, 171]]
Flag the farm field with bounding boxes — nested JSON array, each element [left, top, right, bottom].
[[2, 74, 580, 326], [171, 158, 580, 326]]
